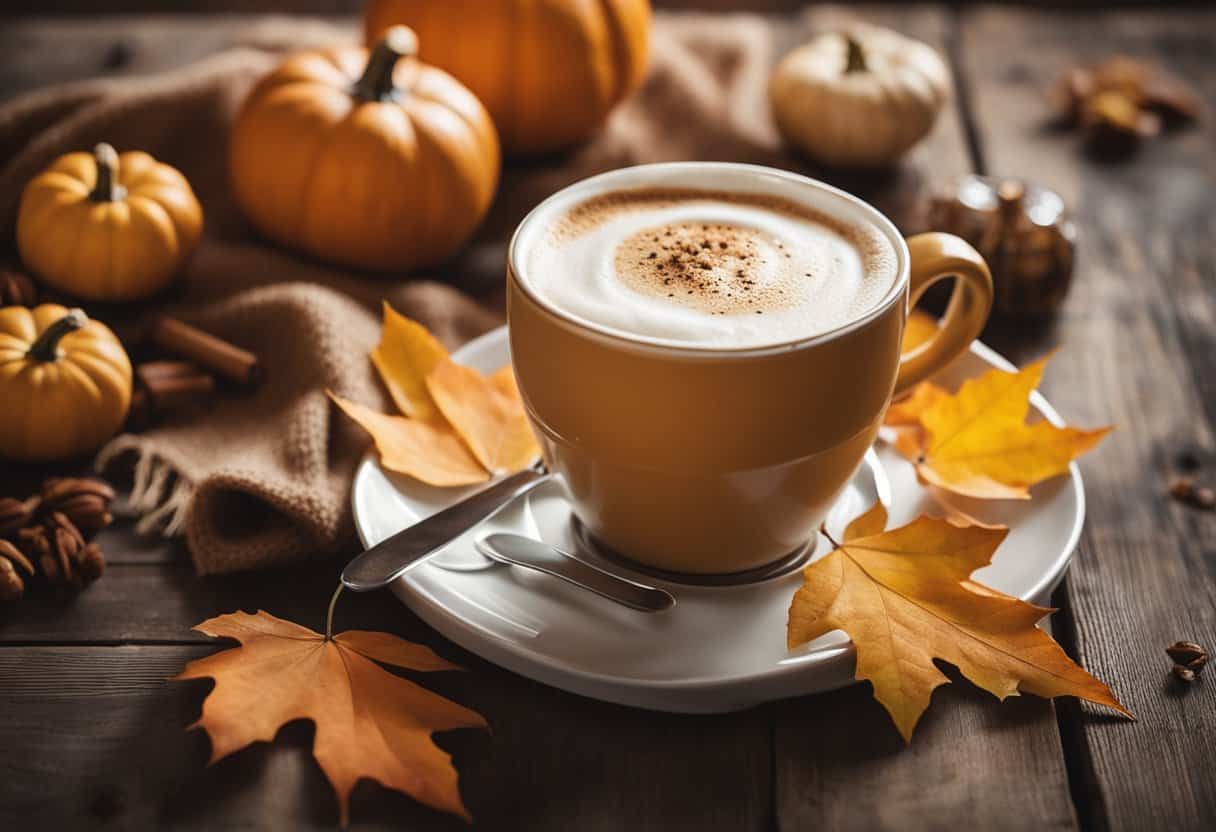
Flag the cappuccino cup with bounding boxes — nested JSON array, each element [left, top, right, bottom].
[[507, 163, 992, 576]]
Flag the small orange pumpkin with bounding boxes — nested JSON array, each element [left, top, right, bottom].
[[16, 144, 203, 301], [0, 305, 132, 463], [364, 0, 651, 155], [229, 26, 500, 273]]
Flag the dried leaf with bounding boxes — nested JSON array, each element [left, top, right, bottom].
[[370, 302, 449, 422], [891, 355, 1110, 499], [788, 503, 1131, 741], [344, 311, 538, 487], [426, 359, 540, 475], [176, 610, 486, 825], [489, 364, 521, 400], [331, 393, 488, 487], [886, 381, 949, 427], [883, 380, 947, 460], [902, 310, 939, 353]]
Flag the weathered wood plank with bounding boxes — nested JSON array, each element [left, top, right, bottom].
[[0, 561, 414, 644], [959, 7, 1216, 831], [777, 673, 1079, 831], [0, 645, 770, 831], [773, 6, 1077, 832], [0, 15, 356, 102]]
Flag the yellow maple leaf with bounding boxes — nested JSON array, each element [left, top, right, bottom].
[[175, 610, 487, 825], [426, 358, 540, 475], [901, 310, 939, 353], [889, 354, 1111, 499], [338, 307, 540, 487], [788, 502, 1131, 742], [488, 364, 521, 400], [330, 393, 488, 487], [370, 301, 449, 422]]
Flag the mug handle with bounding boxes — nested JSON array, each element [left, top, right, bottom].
[[893, 232, 994, 398]]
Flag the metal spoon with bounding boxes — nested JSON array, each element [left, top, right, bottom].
[[341, 463, 552, 591], [475, 533, 675, 613]]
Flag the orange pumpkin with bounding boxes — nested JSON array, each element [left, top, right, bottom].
[[17, 144, 203, 301], [364, 0, 651, 155], [229, 26, 500, 273], [0, 305, 132, 463]]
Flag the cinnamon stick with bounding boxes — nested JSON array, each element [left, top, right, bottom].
[[135, 361, 216, 409], [149, 316, 263, 386]]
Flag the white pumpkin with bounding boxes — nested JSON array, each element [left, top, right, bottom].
[[769, 25, 951, 168]]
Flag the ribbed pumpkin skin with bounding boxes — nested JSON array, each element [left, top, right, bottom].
[[0, 305, 132, 463], [229, 44, 500, 273], [364, 0, 651, 154], [769, 27, 951, 168], [16, 150, 202, 301]]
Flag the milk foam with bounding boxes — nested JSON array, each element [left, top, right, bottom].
[[523, 188, 898, 349]]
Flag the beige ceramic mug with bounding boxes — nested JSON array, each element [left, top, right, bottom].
[[507, 163, 992, 576]]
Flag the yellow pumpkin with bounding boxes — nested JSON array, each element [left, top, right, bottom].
[[17, 144, 203, 301], [0, 305, 132, 463], [364, 0, 651, 155], [229, 26, 500, 273]]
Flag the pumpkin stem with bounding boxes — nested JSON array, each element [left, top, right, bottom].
[[352, 25, 419, 102], [844, 34, 867, 74], [89, 143, 126, 202], [28, 308, 87, 362], [997, 180, 1026, 217]]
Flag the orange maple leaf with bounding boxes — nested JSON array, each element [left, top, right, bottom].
[[788, 503, 1131, 742], [334, 304, 540, 487], [176, 611, 487, 825], [426, 358, 540, 475], [886, 354, 1111, 499], [370, 301, 449, 422], [330, 393, 489, 487]]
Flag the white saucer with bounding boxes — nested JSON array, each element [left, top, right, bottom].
[[351, 327, 1085, 713]]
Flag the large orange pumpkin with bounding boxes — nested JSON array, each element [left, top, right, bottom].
[[364, 0, 651, 155], [229, 27, 500, 273]]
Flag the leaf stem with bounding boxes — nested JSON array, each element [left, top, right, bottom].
[[325, 582, 343, 641], [819, 522, 842, 550]]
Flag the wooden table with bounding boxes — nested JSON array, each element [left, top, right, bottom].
[[2, 5, 1213, 830]]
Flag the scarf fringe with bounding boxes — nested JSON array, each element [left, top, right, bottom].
[[97, 442, 194, 537]]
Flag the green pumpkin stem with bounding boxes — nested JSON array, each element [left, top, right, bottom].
[[352, 25, 419, 102], [89, 143, 126, 202], [28, 308, 87, 362], [844, 34, 867, 74]]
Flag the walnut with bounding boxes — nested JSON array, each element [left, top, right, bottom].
[[0, 496, 40, 537], [1, 478, 112, 598], [39, 477, 115, 538], [0, 539, 35, 601], [1051, 55, 1200, 158]]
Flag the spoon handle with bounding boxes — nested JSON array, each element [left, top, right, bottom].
[[476, 533, 675, 613], [342, 467, 551, 591]]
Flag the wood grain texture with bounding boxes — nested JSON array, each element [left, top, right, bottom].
[[0, 15, 356, 101], [959, 7, 1216, 831], [777, 674, 1079, 831], [0, 644, 770, 831], [6, 5, 1214, 832], [0, 562, 415, 644], [773, 7, 1077, 832]]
